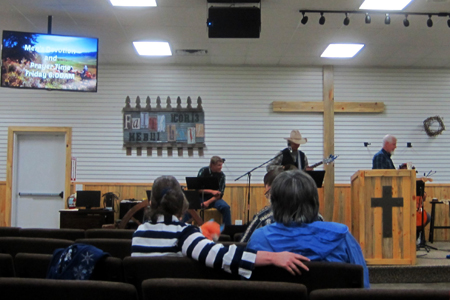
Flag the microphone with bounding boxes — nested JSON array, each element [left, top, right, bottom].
[[288, 146, 292, 153]]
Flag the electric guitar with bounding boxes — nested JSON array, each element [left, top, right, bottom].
[[283, 154, 338, 170], [308, 154, 339, 169]]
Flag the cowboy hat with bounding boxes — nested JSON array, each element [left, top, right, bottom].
[[284, 130, 307, 145]]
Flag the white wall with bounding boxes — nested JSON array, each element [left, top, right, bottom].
[[0, 65, 448, 184]]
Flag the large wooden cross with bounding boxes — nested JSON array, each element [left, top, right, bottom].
[[272, 66, 385, 221]]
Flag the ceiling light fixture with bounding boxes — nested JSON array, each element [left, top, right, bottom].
[[427, 15, 433, 27], [403, 15, 410, 27], [321, 43, 365, 58], [359, 0, 412, 11], [110, 0, 157, 6], [133, 41, 172, 56], [343, 13, 350, 26], [298, 9, 450, 28], [301, 11, 309, 25], [319, 12, 326, 25]]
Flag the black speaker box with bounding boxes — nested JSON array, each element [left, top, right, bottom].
[[207, 7, 261, 38]]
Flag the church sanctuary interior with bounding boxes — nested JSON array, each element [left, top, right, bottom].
[[1, 0, 450, 296]]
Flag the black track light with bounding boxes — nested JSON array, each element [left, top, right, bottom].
[[403, 15, 410, 27], [301, 12, 308, 25], [385, 13, 391, 25], [343, 13, 350, 26], [319, 12, 325, 25], [427, 15, 433, 27], [365, 13, 371, 24]]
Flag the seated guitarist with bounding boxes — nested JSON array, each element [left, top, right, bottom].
[[267, 130, 313, 172]]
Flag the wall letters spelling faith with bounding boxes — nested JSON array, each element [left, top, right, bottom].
[[122, 96, 205, 157]]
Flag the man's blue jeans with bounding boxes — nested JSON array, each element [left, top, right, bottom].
[[182, 198, 231, 225]]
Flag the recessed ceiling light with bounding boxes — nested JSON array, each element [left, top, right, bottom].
[[359, 0, 412, 10], [110, 0, 157, 7], [133, 42, 172, 56], [321, 44, 365, 58]]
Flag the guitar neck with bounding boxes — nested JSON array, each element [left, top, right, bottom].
[[308, 161, 324, 169]]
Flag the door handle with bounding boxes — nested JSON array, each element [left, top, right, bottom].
[[19, 192, 64, 198]]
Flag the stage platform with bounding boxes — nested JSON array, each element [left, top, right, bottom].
[[369, 241, 450, 289]]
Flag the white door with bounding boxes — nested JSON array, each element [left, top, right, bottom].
[[11, 133, 66, 228]]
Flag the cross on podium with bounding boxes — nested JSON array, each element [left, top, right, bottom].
[[371, 186, 404, 238]]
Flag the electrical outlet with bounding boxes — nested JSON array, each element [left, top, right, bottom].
[[235, 220, 242, 225]]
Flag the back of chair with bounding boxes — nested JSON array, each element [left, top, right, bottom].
[[123, 256, 240, 296], [251, 261, 364, 293], [0, 253, 15, 277], [0, 278, 138, 300], [0, 227, 21, 237], [85, 229, 134, 239], [14, 253, 52, 278], [309, 288, 450, 300], [75, 238, 131, 259], [15, 252, 124, 282], [0, 237, 74, 257], [19, 228, 85, 241], [142, 278, 308, 300]]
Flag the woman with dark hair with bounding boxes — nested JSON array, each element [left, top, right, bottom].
[[131, 175, 310, 279], [247, 170, 370, 288]]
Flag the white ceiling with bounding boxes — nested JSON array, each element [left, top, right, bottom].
[[1, 0, 450, 68]]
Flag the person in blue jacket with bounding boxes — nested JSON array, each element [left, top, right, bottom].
[[247, 170, 370, 288]]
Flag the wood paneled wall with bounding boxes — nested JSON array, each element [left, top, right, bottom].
[[1, 180, 449, 241]]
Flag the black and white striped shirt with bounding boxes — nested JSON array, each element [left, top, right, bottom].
[[131, 215, 256, 278]]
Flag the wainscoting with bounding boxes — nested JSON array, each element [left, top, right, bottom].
[[1, 181, 448, 241]]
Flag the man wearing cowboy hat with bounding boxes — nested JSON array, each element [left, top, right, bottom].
[[266, 130, 311, 172]]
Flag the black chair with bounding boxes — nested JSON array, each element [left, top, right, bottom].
[[0, 253, 15, 277], [75, 238, 131, 259], [0, 227, 21, 237], [123, 256, 240, 298], [14, 252, 124, 282], [142, 278, 308, 300], [85, 229, 134, 239], [0, 237, 74, 257], [251, 261, 364, 294], [19, 228, 85, 241], [309, 288, 450, 300], [0, 277, 138, 300]]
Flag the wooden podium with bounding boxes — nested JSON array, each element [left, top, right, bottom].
[[351, 170, 416, 265]]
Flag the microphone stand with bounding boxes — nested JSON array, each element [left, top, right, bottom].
[[234, 152, 283, 224]]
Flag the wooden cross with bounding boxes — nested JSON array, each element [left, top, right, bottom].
[[272, 66, 385, 221], [371, 186, 404, 238]]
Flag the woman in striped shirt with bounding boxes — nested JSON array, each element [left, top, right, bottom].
[[131, 175, 309, 279]]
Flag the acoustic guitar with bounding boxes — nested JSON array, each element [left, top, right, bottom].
[[283, 154, 338, 170]]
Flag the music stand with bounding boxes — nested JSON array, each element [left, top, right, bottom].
[[305, 170, 326, 188], [416, 180, 437, 252], [183, 190, 202, 209], [186, 177, 220, 222]]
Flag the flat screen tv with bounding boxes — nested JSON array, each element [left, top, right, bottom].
[[76, 190, 101, 210], [1, 30, 98, 92]]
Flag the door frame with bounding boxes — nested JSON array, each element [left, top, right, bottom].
[[3, 126, 72, 227]]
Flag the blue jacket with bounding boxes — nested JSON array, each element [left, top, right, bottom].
[[247, 221, 370, 288]]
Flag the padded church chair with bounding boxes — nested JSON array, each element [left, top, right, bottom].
[[0, 277, 138, 300], [123, 256, 240, 298], [0, 237, 74, 257], [19, 228, 85, 241], [0, 227, 21, 237], [85, 228, 134, 239], [309, 288, 450, 300], [0, 253, 15, 277], [14, 252, 124, 282], [142, 278, 308, 300], [250, 261, 364, 294], [75, 238, 132, 259]]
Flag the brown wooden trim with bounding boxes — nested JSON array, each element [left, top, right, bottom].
[[272, 101, 385, 113]]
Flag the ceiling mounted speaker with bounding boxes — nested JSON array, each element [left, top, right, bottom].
[[207, 7, 261, 38]]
